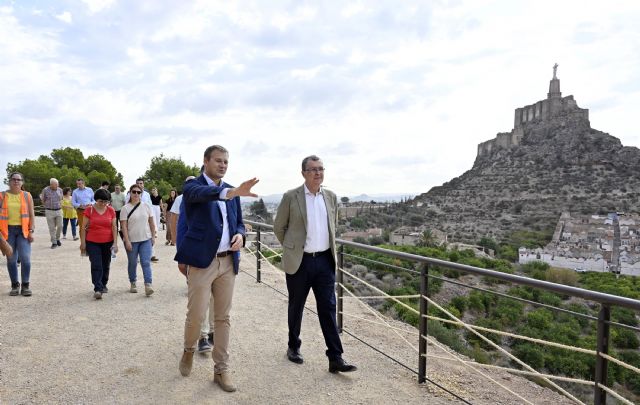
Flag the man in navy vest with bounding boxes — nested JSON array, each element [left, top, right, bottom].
[[175, 145, 258, 393]]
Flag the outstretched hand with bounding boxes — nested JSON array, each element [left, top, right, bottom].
[[227, 177, 259, 199]]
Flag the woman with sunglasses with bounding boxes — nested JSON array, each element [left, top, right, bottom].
[[120, 184, 156, 296], [80, 188, 118, 300], [0, 172, 35, 296]]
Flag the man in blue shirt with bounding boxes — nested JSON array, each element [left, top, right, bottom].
[[72, 178, 94, 233]]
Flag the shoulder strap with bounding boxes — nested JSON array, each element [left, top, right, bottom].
[[127, 202, 141, 220]]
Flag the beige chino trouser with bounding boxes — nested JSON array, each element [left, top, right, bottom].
[[184, 256, 235, 373], [45, 209, 63, 244]]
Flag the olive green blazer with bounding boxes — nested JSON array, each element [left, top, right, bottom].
[[273, 185, 338, 275]]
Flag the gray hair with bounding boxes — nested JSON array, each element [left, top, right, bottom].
[[50, 178, 59, 185], [301, 155, 321, 171]]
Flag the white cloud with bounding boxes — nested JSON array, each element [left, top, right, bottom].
[[81, 0, 116, 14], [1, 0, 640, 197], [55, 11, 72, 24]]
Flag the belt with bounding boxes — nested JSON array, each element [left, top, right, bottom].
[[45, 208, 61, 210], [216, 251, 233, 258], [303, 249, 331, 258]]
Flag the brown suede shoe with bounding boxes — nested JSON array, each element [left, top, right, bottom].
[[179, 350, 194, 376], [214, 372, 237, 392]]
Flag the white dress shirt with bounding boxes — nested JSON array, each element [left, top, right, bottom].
[[203, 173, 231, 253], [303, 185, 330, 253]]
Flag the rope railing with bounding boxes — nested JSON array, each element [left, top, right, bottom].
[[339, 265, 584, 404], [244, 220, 640, 404], [238, 249, 471, 403]]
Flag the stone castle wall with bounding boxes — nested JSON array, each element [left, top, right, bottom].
[[477, 74, 589, 158]]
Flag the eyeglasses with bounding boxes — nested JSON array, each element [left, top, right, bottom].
[[96, 199, 109, 203], [131, 190, 142, 194], [10, 178, 23, 182], [304, 167, 325, 173]]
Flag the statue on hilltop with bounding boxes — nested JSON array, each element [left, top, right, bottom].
[[553, 63, 558, 79]]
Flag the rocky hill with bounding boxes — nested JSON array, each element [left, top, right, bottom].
[[410, 72, 640, 244]]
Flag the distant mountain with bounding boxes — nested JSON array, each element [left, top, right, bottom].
[[408, 72, 640, 243], [348, 193, 416, 203]]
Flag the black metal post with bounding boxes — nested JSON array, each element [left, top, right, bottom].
[[418, 264, 429, 384], [256, 227, 262, 283], [337, 244, 344, 333], [594, 304, 610, 405]]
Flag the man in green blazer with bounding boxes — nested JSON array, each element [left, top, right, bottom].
[[274, 155, 357, 373]]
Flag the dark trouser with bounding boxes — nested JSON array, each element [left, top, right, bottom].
[[63, 218, 77, 237], [86, 240, 113, 292], [115, 211, 121, 232], [286, 251, 343, 360]]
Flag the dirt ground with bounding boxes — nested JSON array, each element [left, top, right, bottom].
[[0, 217, 576, 404]]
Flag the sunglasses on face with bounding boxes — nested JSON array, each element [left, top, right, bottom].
[[131, 190, 142, 194]]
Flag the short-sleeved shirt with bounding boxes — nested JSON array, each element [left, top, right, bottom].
[[61, 197, 77, 219], [84, 205, 116, 243], [170, 195, 183, 215], [120, 202, 153, 243], [110, 192, 126, 211]]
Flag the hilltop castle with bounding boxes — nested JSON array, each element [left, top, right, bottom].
[[477, 65, 590, 157]]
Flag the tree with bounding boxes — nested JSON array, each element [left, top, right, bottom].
[[248, 198, 273, 223], [51, 147, 85, 169], [416, 230, 438, 247], [5, 147, 123, 193], [340, 196, 349, 204], [142, 154, 199, 196]]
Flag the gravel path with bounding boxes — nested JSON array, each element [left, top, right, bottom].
[[0, 217, 575, 404]]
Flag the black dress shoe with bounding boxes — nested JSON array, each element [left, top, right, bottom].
[[329, 358, 357, 373], [287, 348, 304, 364]]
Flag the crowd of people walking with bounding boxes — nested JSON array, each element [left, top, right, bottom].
[[2, 146, 358, 394], [1, 174, 178, 299]]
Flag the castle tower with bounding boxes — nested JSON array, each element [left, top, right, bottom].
[[548, 63, 562, 114], [548, 63, 562, 99]]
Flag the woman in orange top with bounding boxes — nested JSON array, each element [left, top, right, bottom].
[[79, 188, 118, 300], [0, 172, 35, 296]]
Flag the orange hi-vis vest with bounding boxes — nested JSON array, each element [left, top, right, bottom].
[[0, 191, 33, 239]]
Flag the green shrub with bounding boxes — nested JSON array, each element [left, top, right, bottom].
[[612, 328, 640, 350], [450, 296, 468, 314], [512, 343, 545, 369]]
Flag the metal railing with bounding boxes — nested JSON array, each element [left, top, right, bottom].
[[245, 220, 640, 404]]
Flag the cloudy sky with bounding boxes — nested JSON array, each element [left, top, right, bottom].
[[1, 1, 640, 196]]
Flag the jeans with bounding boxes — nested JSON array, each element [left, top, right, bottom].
[[86, 240, 113, 292], [63, 218, 77, 238], [6, 225, 31, 284], [126, 239, 153, 284]]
